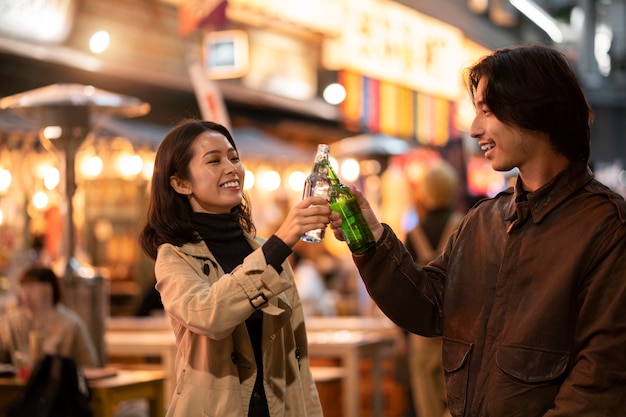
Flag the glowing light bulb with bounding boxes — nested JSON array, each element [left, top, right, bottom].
[[244, 170, 255, 190], [89, 31, 110, 54], [323, 83, 346, 105], [0, 168, 11, 193], [288, 171, 306, 192], [32, 191, 49, 210]]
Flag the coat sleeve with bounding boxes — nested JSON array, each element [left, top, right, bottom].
[[545, 224, 626, 416], [353, 224, 446, 337], [155, 244, 292, 340]]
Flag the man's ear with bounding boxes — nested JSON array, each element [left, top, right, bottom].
[[170, 176, 191, 195]]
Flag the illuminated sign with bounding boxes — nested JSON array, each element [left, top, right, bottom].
[[227, 0, 490, 100], [203, 30, 249, 79], [323, 0, 474, 100], [0, 0, 77, 44]]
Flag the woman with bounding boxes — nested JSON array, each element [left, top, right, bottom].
[[0, 266, 100, 369], [138, 120, 327, 417]]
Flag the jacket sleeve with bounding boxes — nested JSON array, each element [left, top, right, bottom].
[[545, 224, 626, 416], [155, 244, 292, 340], [353, 224, 446, 337]]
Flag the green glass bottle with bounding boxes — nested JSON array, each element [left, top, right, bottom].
[[327, 164, 376, 254]]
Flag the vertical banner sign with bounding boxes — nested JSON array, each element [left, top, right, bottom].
[[339, 71, 363, 131], [379, 81, 399, 137], [188, 59, 231, 130], [364, 77, 380, 133], [178, 0, 228, 36]]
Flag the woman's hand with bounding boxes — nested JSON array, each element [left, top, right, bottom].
[[274, 196, 331, 247], [329, 185, 384, 242]]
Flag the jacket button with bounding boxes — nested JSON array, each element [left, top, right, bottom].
[[231, 352, 238, 364]]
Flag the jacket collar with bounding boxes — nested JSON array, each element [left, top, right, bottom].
[[506, 163, 593, 232], [509, 162, 593, 226]]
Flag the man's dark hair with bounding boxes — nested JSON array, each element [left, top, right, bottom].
[[465, 44, 592, 163]]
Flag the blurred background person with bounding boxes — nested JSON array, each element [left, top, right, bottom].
[[0, 266, 100, 370], [134, 275, 164, 317], [291, 242, 339, 317], [404, 160, 463, 417]]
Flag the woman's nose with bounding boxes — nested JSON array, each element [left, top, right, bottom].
[[224, 160, 236, 172]]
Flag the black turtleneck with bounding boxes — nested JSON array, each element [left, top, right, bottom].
[[191, 210, 292, 274], [191, 210, 252, 272]]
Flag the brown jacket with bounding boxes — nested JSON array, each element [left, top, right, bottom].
[[155, 234, 322, 417], [355, 163, 626, 416]]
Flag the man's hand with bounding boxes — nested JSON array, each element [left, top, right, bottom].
[[329, 185, 384, 243]]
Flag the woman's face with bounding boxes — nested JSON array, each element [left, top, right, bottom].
[[19, 281, 53, 312], [171, 130, 245, 214]]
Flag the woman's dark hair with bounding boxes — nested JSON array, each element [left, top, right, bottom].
[[20, 266, 62, 305], [465, 44, 592, 163], [139, 120, 255, 260]]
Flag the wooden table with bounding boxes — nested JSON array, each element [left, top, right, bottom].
[[0, 369, 166, 417], [306, 317, 400, 417], [106, 316, 399, 417], [311, 366, 345, 417], [105, 317, 177, 401], [0, 376, 23, 412]]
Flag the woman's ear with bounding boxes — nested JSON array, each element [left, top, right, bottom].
[[170, 176, 191, 195]]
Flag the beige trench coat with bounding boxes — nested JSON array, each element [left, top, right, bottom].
[[155, 234, 323, 417]]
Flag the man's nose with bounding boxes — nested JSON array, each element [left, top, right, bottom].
[[469, 115, 482, 139]]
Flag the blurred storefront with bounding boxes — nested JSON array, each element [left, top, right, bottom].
[[0, 2, 583, 416], [0, 0, 513, 319], [3, 3, 626, 416]]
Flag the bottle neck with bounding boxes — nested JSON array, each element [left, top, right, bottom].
[[313, 160, 329, 174], [326, 162, 340, 184]]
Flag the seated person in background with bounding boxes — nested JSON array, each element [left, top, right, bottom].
[[0, 266, 100, 368]]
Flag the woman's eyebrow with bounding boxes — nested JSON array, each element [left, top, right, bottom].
[[201, 149, 222, 158]]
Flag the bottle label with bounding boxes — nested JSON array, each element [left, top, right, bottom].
[[330, 196, 358, 219]]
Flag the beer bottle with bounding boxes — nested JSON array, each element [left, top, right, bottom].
[[301, 144, 332, 243], [327, 163, 376, 254]]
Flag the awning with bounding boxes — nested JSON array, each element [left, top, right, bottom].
[[231, 126, 313, 162], [330, 133, 416, 158], [0, 111, 312, 162], [99, 120, 314, 162]]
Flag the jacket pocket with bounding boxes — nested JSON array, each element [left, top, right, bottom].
[[442, 337, 473, 417], [490, 345, 569, 416], [496, 345, 569, 383]]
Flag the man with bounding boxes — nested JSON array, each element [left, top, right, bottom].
[[330, 45, 626, 416]]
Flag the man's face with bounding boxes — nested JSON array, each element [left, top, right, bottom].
[[469, 77, 538, 173]]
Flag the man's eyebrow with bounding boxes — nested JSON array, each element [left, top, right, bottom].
[[474, 99, 487, 108]]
